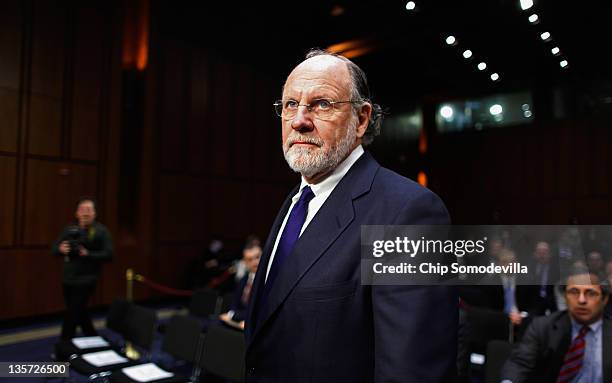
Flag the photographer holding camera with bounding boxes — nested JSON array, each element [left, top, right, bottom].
[[52, 197, 113, 340]]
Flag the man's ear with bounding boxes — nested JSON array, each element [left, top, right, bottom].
[[355, 103, 372, 138]]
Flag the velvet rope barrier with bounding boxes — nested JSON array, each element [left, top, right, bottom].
[[127, 269, 194, 297]]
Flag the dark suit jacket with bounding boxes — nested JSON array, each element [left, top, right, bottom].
[[500, 310, 612, 383], [244, 151, 458, 383], [229, 274, 251, 322]]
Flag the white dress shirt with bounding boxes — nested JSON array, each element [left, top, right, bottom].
[[265, 145, 365, 281]]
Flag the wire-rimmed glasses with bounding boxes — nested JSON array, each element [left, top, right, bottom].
[[273, 98, 362, 121]]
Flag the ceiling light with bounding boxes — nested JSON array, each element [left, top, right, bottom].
[[520, 0, 534, 10], [551, 47, 560, 55], [445, 35, 456, 45], [489, 104, 503, 116], [524, 110, 533, 118], [560, 60, 568, 68], [477, 62, 487, 71], [540, 32, 551, 41], [462, 50, 473, 59], [440, 105, 454, 119], [528, 14, 539, 23], [491, 73, 500, 81], [405, 1, 416, 10]]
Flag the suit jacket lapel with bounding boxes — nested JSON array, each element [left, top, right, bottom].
[[245, 184, 298, 342], [549, 313, 572, 378], [603, 315, 612, 382], [247, 152, 379, 347]]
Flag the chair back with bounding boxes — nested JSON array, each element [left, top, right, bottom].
[[106, 298, 132, 335], [162, 315, 203, 362], [189, 289, 219, 318], [198, 324, 245, 381], [124, 304, 157, 351]]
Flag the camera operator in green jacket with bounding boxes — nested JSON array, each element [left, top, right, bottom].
[[52, 197, 113, 340]]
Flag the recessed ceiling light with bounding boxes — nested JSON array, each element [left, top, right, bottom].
[[463, 50, 473, 59], [520, 0, 534, 10], [560, 60, 568, 68], [489, 104, 503, 116], [440, 105, 454, 119], [406, 1, 416, 10], [551, 47, 560, 55], [477, 62, 487, 71], [445, 35, 456, 45], [528, 14, 539, 23], [540, 32, 551, 41], [491, 73, 500, 81]]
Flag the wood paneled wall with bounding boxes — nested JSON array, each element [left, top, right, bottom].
[[1, 0, 610, 323], [150, 37, 294, 289], [0, 0, 119, 321], [430, 116, 612, 225], [0, 0, 295, 321]]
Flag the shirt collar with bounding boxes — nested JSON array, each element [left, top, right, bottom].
[[294, 145, 365, 200], [570, 316, 603, 334]]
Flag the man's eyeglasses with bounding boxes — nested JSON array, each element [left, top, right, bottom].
[[565, 288, 602, 300], [273, 98, 362, 121]]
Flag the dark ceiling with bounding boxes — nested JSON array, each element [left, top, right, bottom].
[[156, 0, 612, 111]]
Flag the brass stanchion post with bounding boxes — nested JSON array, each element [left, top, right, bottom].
[[124, 268, 140, 360]]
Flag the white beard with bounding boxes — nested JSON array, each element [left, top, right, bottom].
[[283, 118, 358, 178]]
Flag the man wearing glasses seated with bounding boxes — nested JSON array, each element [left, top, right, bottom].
[[501, 266, 611, 383]]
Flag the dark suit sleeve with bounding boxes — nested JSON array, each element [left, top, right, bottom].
[[372, 190, 458, 382], [500, 318, 543, 383]]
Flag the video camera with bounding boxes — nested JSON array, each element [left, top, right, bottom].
[[64, 225, 85, 258]]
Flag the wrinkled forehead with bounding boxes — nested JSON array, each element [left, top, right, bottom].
[[283, 56, 352, 98]]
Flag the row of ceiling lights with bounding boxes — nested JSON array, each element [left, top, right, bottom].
[[405, 1, 500, 83], [444, 35, 501, 82], [521, 0, 569, 69], [405, 0, 569, 79]]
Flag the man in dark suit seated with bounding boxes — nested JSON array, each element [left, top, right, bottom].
[[500, 266, 611, 383], [219, 242, 261, 329]]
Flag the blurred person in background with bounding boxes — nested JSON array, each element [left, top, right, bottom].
[[52, 197, 113, 340], [219, 241, 262, 329], [588, 250, 607, 281], [501, 266, 611, 383], [528, 241, 559, 315]]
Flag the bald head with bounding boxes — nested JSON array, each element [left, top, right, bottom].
[[284, 55, 353, 102]]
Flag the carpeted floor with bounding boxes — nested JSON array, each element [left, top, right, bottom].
[[0, 305, 192, 383]]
